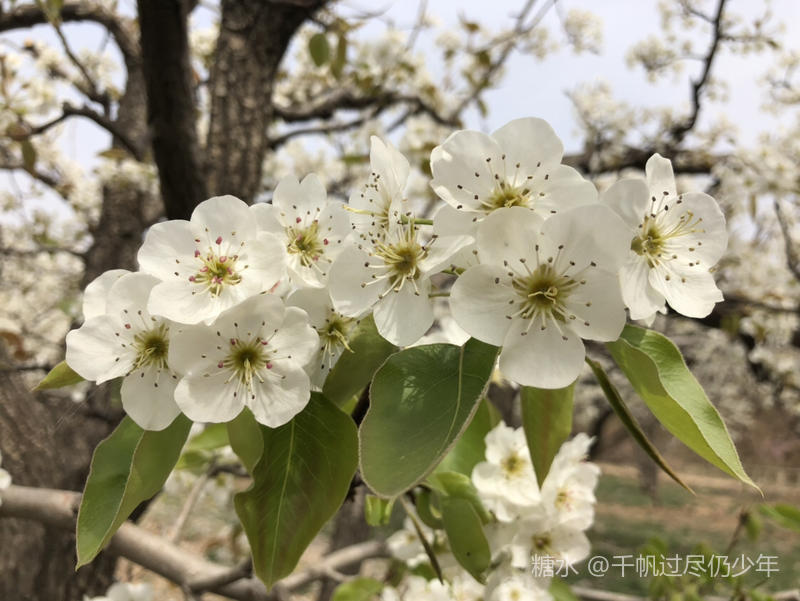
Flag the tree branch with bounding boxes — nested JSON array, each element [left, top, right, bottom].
[[0, 1, 139, 62], [0, 484, 388, 601], [774, 199, 800, 283]]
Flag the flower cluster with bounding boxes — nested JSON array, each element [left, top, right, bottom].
[[65, 117, 728, 430], [383, 424, 599, 601]]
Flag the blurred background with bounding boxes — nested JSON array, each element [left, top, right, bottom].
[[0, 0, 798, 600]]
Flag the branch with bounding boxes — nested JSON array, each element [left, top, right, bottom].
[[273, 90, 456, 128], [25, 102, 144, 160], [563, 147, 720, 176], [0, 484, 388, 601], [0, 1, 139, 62], [668, 0, 728, 144], [774, 200, 800, 283]]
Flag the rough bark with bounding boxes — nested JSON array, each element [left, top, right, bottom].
[[205, 0, 326, 202]]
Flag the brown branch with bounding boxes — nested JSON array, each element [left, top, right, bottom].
[[0, 1, 139, 62], [668, 0, 728, 144], [0, 484, 388, 601], [774, 200, 800, 284]]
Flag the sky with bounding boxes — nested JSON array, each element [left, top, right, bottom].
[[2, 0, 797, 191]]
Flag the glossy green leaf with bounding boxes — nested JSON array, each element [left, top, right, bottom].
[[427, 471, 490, 524], [549, 579, 580, 601], [414, 488, 442, 529], [586, 357, 693, 493], [359, 339, 499, 497], [226, 408, 263, 474], [309, 33, 330, 66], [758, 504, 800, 532], [34, 360, 83, 390], [364, 494, 394, 527], [520, 383, 574, 487], [331, 578, 383, 601], [234, 393, 358, 588], [434, 399, 497, 477], [76, 415, 192, 566], [323, 315, 397, 407], [607, 325, 758, 491], [440, 497, 490, 583]]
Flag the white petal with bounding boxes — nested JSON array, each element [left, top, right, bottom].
[[250, 202, 283, 235], [137, 220, 196, 280], [168, 323, 220, 376], [121, 368, 181, 430], [540, 204, 630, 273], [214, 293, 287, 340], [243, 232, 287, 293], [450, 264, 516, 346], [65, 318, 135, 383], [601, 178, 650, 229], [491, 117, 564, 173], [662, 191, 727, 266], [328, 246, 386, 316], [373, 280, 433, 346], [105, 272, 160, 323], [286, 287, 333, 329], [531, 165, 597, 218], [247, 363, 311, 428], [419, 234, 474, 275], [499, 317, 585, 389], [430, 130, 502, 211], [476, 206, 544, 267], [174, 371, 244, 423], [433, 203, 479, 237], [619, 254, 666, 320], [191, 195, 256, 242], [82, 269, 129, 319], [147, 280, 222, 325], [370, 136, 410, 200], [645, 153, 676, 198], [267, 306, 319, 367], [563, 269, 627, 341], [649, 264, 723, 318]]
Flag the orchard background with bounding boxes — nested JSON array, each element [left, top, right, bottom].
[[0, 1, 799, 600]]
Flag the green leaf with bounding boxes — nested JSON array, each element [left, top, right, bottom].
[[185, 423, 228, 452], [76, 415, 192, 566], [758, 504, 800, 532], [440, 496, 490, 583], [434, 399, 497, 477], [359, 339, 499, 497], [309, 33, 331, 66], [607, 325, 758, 491], [331, 578, 383, 601], [20, 139, 36, 171], [520, 383, 574, 487], [744, 510, 762, 541], [331, 33, 348, 79], [427, 471, 490, 524], [227, 408, 263, 474], [234, 393, 358, 588], [414, 488, 442, 529], [323, 315, 396, 407], [34, 360, 84, 390], [364, 494, 394, 527], [585, 357, 693, 493], [549, 580, 580, 601]]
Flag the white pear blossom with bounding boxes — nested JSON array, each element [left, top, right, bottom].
[[602, 153, 728, 321], [348, 136, 411, 242], [539, 434, 599, 530], [485, 567, 552, 601], [169, 294, 318, 428], [286, 287, 359, 387], [252, 174, 350, 288], [450, 205, 629, 389], [138, 195, 286, 325], [508, 517, 591, 572], [65, 272, 182, 431], [81, 269, 128, 319], [430, 118, 596, 221], [83, 582, 153, 601], [472, 423, 540, 522]]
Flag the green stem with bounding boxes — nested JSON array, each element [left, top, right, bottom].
[[400, 214, 433, 226], [428, 292, 450, 298]]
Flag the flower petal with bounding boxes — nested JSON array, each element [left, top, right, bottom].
[[267, 306, 319, 367], [65, 317, 135, 383], [476, 206, 544, 267], [373, 279, 433, 346], [563, 269, 627, 341], [601, 177, 650, 229], [499, 317, 584, 389], [328, 246, 386, 316], [645, 153, 676, 198], [491, 117, 564, 174], [82, 269, 129, 319], [618, 253, 666, 320], [174, 371, 244, 423], [191, 195, 256, 242], [121, 367, 181, 431], [450, 264, 516, 346], [247, 362, 311, 428], [649, 263, 723, 318], [137, 220, 196, 280]]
